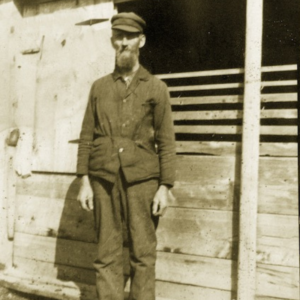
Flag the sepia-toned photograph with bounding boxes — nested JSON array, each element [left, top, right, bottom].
[[0, 0, 299, 300]]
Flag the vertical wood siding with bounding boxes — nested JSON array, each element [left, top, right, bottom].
[[0, 1, 298, 299]]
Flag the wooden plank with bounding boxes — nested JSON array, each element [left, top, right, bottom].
[[156, 209, 238, 259], [258, 184, 298, 215], [159, 252, 299, 299], [157, 210, 298, 267], [175, 156, 297, 185], [16, 204, 239, 259], [261, 93, 297, 102], [172, 110, 243, 120], [16, 175, 237, 212], [0, 269, 96, 300], [259, 157, 297, 186], [159, 253, 299, 299], [31, 3, 115, 174], [257, 214, 298, 267], [173, 181, 297, 215], [0, 131, 14, 268], [15, 179, 298, 246], [14, 205, 299, 268], [175, 179, 297, 214], [260, 109, 297, 119], [170, 95, 244, 105], [168, 80, 296, 93], [0, 268, 233, 300], [16, 156, 297, 214], [1, 264, 298, 300], [157, 64, 297, 79], [256, 297, 294, 300], [156, 280, 234, 300], [168, 82, 242, 92], [175, 125, 297, 135], [175, 141, 297, 157], [114, 0, 137, 4], [259, 143, 297, 157], [11, 257, 236, 300], [175, 125, 241, 134], [261, 64, 297, 72], [256, 263, 299, 300], [12, 232, 299, 298], [174, 156, 236, 184], [175, 141, 241, 155], [13, 232, 236, 291], [157, 68, 244, 79], [13, 257, 95, 285], [14, 232, 96, 269], [262, 80, 297, 87], [170, 93, 297, 105], [15, 194, 96, 243], [173, 181, 237, 210], [157, 252, 236, 291], [18, 156, 238, 192], [173, 109, 296, 121], [0, 4, 13, 133]]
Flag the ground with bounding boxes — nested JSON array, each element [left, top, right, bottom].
[[0, 286, 54, 300]]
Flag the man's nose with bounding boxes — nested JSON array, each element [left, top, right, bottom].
[[122, 37, 128, 46]]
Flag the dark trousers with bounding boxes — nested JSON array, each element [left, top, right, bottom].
[[91, 172, 159, 300]]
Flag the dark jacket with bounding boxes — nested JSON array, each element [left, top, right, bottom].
[[76, 66, 176, 186]]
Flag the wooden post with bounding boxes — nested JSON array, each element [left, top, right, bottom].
[[237, 0, 263, 300]]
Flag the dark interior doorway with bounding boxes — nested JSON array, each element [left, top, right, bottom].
[[117, 0, 299, 74]]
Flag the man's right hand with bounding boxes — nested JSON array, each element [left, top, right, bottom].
[[77, 175, 94, 211]]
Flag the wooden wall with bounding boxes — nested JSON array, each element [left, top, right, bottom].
[[11, 156, 299, 300], [0, 1, 298, 300]]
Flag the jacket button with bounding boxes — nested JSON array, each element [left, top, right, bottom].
[[119, 148, 124, 153], [123, 99, 127, 103]]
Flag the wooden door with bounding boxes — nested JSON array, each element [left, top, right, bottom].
[[1, 1, 115, 298]]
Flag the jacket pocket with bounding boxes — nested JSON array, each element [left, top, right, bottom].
[[88, 137, 111, 170]]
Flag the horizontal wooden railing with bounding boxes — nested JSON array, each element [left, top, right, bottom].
[[157, 64, 298, 157]]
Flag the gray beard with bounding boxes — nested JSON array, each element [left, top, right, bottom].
[[116, 49, 139, 73]]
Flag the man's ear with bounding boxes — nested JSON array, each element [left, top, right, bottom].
[[139, 34, 146, 48], [110, 36, 116, 49]]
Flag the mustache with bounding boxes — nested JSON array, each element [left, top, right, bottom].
[[117, 47, 134, 55]]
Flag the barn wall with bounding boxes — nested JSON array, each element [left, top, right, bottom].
[[0, 1, 298, 300], [0, 0, 22, 269], [12, 156, 299, 300]]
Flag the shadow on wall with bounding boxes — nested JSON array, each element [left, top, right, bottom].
[[54, 177, 97, 300], [54, 177, 131, 299]]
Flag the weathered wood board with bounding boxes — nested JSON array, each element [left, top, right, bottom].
[[3, 0, 116, 174], [175, 141, 297, 157], [15, 197, 299, 267], [1, 0, 298, 298], [11, 153, 299, 300], [173, 109, 297, 121], [175, 125, 297, 135], [16, 156, 298, 214], [170, 93, 297, 105], [12, 232, 299, 299]]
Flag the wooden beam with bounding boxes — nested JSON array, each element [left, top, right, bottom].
[[170, 93, 297, 105], [237, 0, 263, 300], [168, 80, 296, 93], [114, 0, 137, 3], [156, 64, 297, 80]]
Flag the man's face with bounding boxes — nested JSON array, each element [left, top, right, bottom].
[[111, 30, 145, 72]]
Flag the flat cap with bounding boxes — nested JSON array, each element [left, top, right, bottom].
[[111, 12, 146, 33]]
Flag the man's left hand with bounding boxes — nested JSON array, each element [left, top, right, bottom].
[[152, 185, 175, 217]]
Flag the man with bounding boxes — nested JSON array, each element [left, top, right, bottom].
[[76, 12, 176, 300]]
